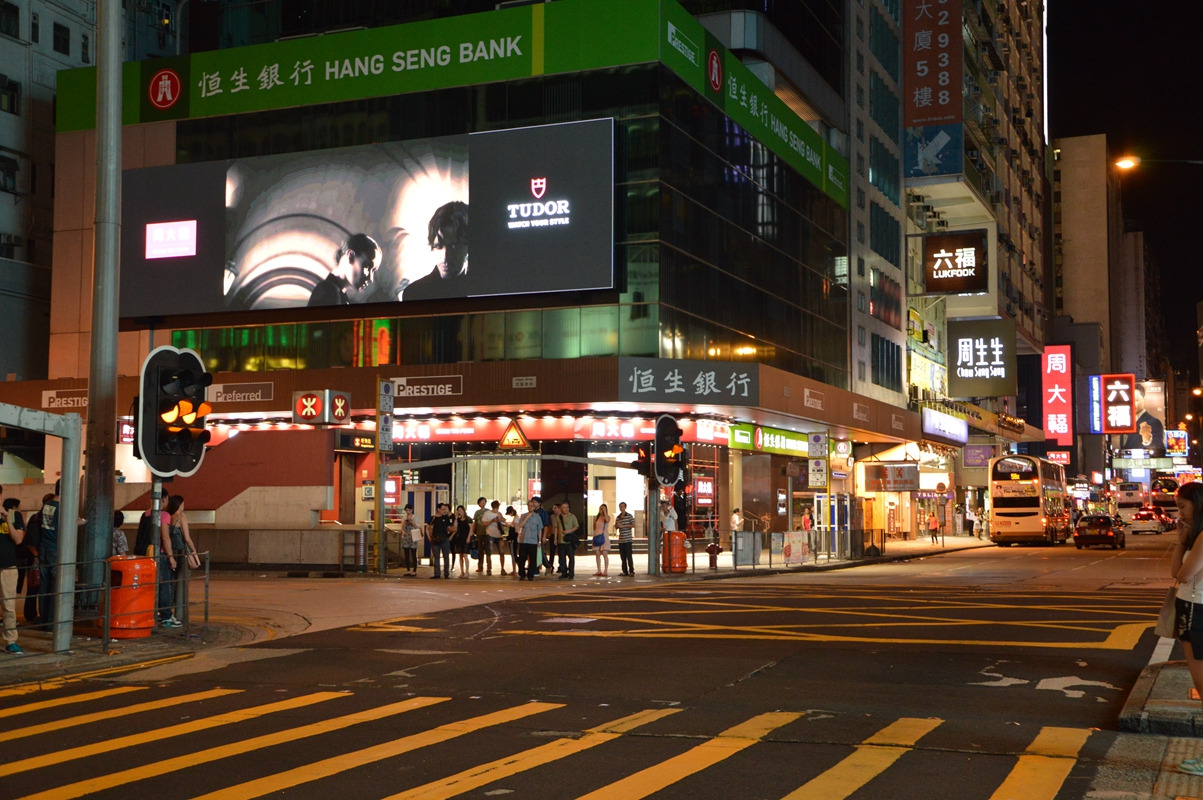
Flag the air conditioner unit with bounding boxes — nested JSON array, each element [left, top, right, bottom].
[[987, 70, 1002, 83], [993, 136, 1008, 146], [921, 205, 934, 213], [907, 194, 927, 206], [967, 148, 981, 160], [935, 220, 949, 229]]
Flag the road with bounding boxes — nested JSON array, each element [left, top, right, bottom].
[[0, 533, 1175, 799]]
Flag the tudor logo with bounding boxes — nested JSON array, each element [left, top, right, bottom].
[[531, 177, 547, 199]]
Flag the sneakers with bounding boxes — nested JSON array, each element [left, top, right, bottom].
[[160, 617, 183, 628], [1180, 758, 1203, 776], [4, 643, 23, 655]]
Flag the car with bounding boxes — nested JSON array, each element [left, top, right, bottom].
[[1130, 506, 1165, 535], [1074, 514, 1126, 550], [1155, 508, 1177, 531]]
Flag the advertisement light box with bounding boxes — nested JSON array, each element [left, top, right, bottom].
[[120, 118, 615, 319]]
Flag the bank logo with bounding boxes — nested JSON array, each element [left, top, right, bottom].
[[531, 177, 547, 199], [148, 69, 182, 111]]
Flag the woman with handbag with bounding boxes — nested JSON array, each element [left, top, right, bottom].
[[1171, 481, 1203, 775], [592, 504, 610, 577]]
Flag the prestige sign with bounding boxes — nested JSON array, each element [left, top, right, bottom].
[[392, 375, 464, 398], [947, 318, 1017, 398], [923, 230, 988, 295]]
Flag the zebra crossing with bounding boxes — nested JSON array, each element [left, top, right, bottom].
[[1, 684, 1097, 799]]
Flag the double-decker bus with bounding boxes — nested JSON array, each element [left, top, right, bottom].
[[1150, 475, 1180, 520], [988, 455, 1073, 546], [1114, 481, 1149, 523]]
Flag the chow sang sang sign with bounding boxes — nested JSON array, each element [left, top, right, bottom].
[[946, 318, 1017, 398], [922, 229, 988, 295]]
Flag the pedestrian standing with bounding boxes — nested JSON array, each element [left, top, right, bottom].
[[111, 510, 128, 557], [427, 503, 452, 579], [592, 504, 610, 577], [559, 502, 580, 579], [1170, 482, 1203, 776], [400, 504, 420, 576], [516, 505, 545, 581], [451, 505, 472, 577], [36, 483, 60, 627], [927, 511, 939, 544], [1, 493, 26, 654], [615, 502, 636, 576]]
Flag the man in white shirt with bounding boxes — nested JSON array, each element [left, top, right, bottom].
[[660, 500, 678, 533]]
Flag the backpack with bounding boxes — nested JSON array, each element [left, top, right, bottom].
[[134, 512, 158, 557]]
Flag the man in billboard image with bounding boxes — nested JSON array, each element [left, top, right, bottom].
[[307, 233, 381, 307], [1122, 382, 1166, 456], [402, 201, 469, 301]]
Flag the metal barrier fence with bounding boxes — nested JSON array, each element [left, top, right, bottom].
[[4, 553, 212, 654]]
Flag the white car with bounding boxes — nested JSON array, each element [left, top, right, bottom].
[[1128, 506, 1164, 535]]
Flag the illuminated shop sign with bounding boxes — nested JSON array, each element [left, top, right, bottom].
[[921, 407, 968, 445], [1167, 429, 1189, 458], [1047, 451, 1070, 465], [120, 119, 614, 320], [1097, 373, 1137, 435], [922, 229, 988, 295], [618, 357, 759, 406], [863, 462, 920, 492], [728, 423, 809, 456], [946, 318, 1017, 398], [1042, 344, 1074, 447], [1120, 380, 1166, 456]]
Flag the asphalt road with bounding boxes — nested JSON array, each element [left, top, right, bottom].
[[1, 534, 1176, 799]]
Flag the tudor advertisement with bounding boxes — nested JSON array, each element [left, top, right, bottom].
[[119, 118, 615, 319], [923, 229, 988, 295]]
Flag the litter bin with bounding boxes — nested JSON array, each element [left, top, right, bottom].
[[106, 555, 156, 639], [662, 530, 687, 574], [734, 531, 762, 566]]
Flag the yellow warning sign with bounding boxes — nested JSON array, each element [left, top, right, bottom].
[[499, 420, 530, 449]]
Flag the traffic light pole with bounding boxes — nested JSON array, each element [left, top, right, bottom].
[[80, 0, 125, 594], [647, 473, 660, 576]]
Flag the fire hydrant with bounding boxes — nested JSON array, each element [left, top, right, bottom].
[[706, 541, 722, 569]]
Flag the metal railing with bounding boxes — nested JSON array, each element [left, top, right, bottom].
[[5, 553, 212, 654]]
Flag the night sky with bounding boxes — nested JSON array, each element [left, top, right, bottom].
[[1047, 1, 1203, 379]]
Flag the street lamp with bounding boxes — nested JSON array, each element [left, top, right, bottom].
[[1116, 156, 1203, 170]]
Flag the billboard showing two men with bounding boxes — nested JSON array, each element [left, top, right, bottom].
[[120, 118, 615, 318]]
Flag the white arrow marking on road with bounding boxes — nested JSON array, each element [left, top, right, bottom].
[[1035, 675, 1120, 699], [970, 662, 1029, 688]]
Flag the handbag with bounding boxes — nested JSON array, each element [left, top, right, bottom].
[[1155, 586, 1178, 638], [186, 551, 201, 570], [592, 534, 604, 547]]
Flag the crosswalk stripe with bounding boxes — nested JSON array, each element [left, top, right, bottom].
[[27, 694, 448, 800], [574, 711, 803, 800], [191, 701, 562, 800], [0, 686, 145, 719], [781, 717, 944, 799], [0, 691, 349, 780], [0, 688, 240, 743], [988, 726, 1091, 800], [388, 708, 682, 800]]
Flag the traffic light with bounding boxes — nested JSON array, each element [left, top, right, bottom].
[[632, 442, 652, 477], [654, 414, 685, 487], [137, 346, 213, 478]]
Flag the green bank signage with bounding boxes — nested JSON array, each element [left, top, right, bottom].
[[57, 0, 847, 206]]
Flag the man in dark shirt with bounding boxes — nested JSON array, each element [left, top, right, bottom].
[[427, 503, 453, 579], [1, 488, 27, 653], [402, 201, 469, 301], [307, 233, 380, 306]]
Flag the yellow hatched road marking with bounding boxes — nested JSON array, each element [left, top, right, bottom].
[[389, 708, 681, 800], [27, 694, 447, 800], [193, 701, 560, 800], [0, 691, 348, 780], [0, 688, 240, 743], [574, 711, 802, 800], [0, 686, 145, 719], [988, 727, 1091, 800], [781, 717, 943, 799]]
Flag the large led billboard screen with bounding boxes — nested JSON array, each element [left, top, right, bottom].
[[120, 118, 615, 319]]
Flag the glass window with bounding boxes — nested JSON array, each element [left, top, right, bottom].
[[0, 2, 16, 39], [542, 307, 581, 360], [52, 22, 68, 55], [0, 75, 18, 115]]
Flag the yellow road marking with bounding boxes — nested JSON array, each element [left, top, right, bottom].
[[781, 717, 943, 799], [192, 701, 558, 800], [0, 686, 145, 719], [0, 653, 195, 695], [28, 694, 446, 800], [389, 708, 681, 800], [988, 727, 1091, 800], [0, 688, 239, 742], [0, 691, 348, 780], [499, 621, 1149, 650], [573, 711, 802, 800]]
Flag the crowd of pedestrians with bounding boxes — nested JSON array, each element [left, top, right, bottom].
[[398, 495, 641, 581]]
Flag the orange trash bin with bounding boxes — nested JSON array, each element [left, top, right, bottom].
[[106, 555, 157, 639], [662, 530, 687, 574]]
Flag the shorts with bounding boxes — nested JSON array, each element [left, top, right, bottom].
[[1175, 598, 1203, 651]]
